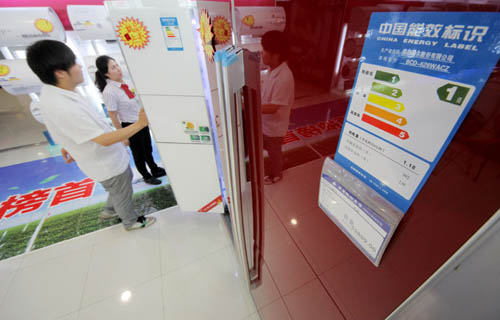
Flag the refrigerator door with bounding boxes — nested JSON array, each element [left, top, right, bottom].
[[217, 49, 264, 284]]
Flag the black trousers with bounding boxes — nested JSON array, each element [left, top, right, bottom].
[[263, 135, 284, 178], [121, 123, 160, 179]]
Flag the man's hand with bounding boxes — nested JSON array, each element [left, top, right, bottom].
[[61, 148, 74, 164], [138, 108, 149, 128], [123, 139, 130, 147]]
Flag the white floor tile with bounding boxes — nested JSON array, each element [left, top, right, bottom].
[[91, 223, 129, 245], [0, 205, 256, 320], [81, 223, 161, 307], [163, 246, 251, 320], [0, 249, 91, 320], [54, 312, 79, 320], [243, 312, 262, 320], [159, 210, 230, 273], [227, 245, 258, 316], [0, 255, 23, 307], [0, 144, 58, 168], [78, 277, 163, 320], [21, 231, 96, 269]]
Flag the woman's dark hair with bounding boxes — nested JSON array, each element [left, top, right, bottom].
[[261, 30, 290, 63], [26, 40, 76, 85], [95, 55, 115, 92]]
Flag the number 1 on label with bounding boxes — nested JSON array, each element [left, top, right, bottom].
[[445, 86, 457, 101]]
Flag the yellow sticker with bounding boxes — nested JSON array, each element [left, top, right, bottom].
[[34, 18, 54, 33], [116, 17, 150, 50], [0, 64, 10, 77], [242, 15, 255, 27], [213, 16, 231, 45], [198, 9, 215, 62]]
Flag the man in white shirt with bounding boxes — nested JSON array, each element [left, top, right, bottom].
[[26, 40, 155, 231], [261, 31, 295, 185]]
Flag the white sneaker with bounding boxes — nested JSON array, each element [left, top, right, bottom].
[[125, 216, 156, 231]]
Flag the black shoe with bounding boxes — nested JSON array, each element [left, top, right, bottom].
[[152, 167, 166, 178], [144, 177, 162, 185]]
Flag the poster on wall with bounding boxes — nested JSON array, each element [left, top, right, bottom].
[[320, 12, 500, 265], [334, 12, 500, 213]]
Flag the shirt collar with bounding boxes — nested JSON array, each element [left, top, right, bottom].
[[42, 84, 82, 100], [269, 62, 288, 78], [107, 79, 123, 87]]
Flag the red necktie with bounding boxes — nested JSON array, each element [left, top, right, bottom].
[[120, 83, 135, 99]]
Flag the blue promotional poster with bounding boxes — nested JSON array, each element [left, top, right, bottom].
[[335, 12, 500, 213], [0, 148, 174, 261]]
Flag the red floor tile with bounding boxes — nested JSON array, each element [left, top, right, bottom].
[[259, 298, 292, 320], [263, 222, 295, 257], [264, 198, 281, 230], [263, 227, 316, 295], [251, 261, 281, 309], [285, 206, 356, 274], [264, 170, 321, 222], [283, 279, 344, 320], [320, 252, 412, 320]]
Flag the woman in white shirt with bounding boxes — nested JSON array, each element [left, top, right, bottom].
[[95, 55, 166, 185]]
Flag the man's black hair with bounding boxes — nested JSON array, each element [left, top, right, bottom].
[[261, 30, 290, 63], [26, 40, 76, 85]]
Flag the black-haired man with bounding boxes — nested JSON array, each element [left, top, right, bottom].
[[26, 40, 155, 230], [260, 30, 295, 185]]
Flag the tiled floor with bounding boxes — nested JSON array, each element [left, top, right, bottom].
[[0, 143, 60, 168], [0, 206, 260, 320], [254, 158, 345, 320]]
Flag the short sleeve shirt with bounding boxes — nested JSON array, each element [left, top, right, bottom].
[[39, 85, 129, 182], [261, 62, 295, 137], [102, 80, 141, 123]]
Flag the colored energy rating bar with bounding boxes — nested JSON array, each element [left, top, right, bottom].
[[371, 82, 402, 98], [368, 94, 405, 112], [364, 104, 407, 126], [375, 70, 400, 84], [362, 113, 409, 140], [165, 27, 176, 37]]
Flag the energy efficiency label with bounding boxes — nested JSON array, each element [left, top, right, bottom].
[[335, 12, 500, 212]]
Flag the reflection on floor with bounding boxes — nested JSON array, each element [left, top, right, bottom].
[[0, 206, 259, 320]]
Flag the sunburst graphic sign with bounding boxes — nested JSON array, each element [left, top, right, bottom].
[[116, 17, 150, 50], [213, 16, 231, 45], [198, 9, 215, 61]]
